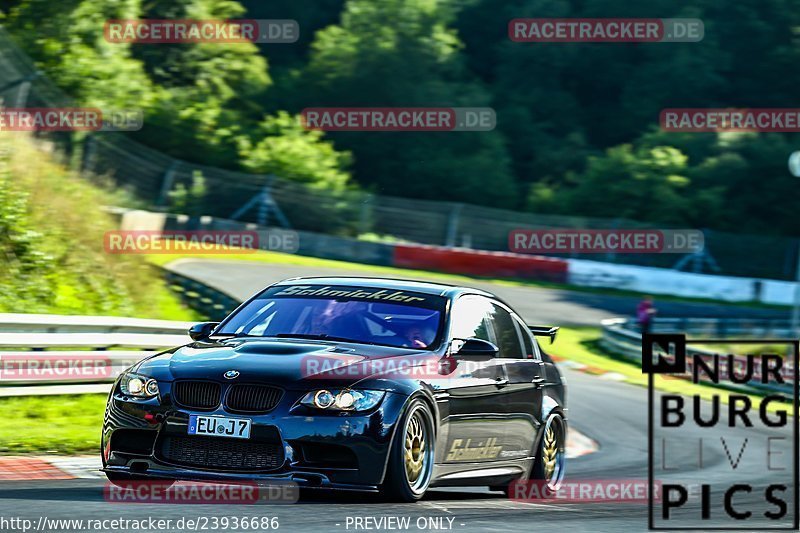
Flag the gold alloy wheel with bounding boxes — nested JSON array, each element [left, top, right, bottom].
[[404, 411, 427, 485], [542, 424, 560, 483]]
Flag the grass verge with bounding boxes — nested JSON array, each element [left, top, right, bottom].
[[0, 132, 199, 321], [0, 394, 106, 454]]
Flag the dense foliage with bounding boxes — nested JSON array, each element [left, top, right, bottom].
[[0, 131, 197, 319], [3, 0, 798, 235]]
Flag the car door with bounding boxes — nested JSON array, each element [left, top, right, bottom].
[[438, 295, 510, 466], [487, 302, 544, 461]]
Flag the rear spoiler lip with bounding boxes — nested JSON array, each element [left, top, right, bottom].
[[528, 325, 560, 344]]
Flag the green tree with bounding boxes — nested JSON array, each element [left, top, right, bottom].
[[8, 0, 156, 110], [238, 111, 351, 190], [168, 169, 207, 214], [294, 0, 518, 207], [531, 144, 693, 225], [7, 0, 271, 168], [239, 0, 345, 75]]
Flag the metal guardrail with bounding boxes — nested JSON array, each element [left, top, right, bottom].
[[599, 318, 643, 361], [601, 317, 795, 394], [647, 317, 796, 338], [0, 315, 193, 392], [0, 272, 243, 396], [0, 332, 188, 348], [0, 313, 192, 334]]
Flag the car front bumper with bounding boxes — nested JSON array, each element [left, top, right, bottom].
[[101, 383, 407, 490]]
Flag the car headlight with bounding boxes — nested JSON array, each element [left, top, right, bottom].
[[119, 372, 160, 398], [301, 389, 385, 412]]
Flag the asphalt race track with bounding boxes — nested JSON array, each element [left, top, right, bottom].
[[0, 261, 793, 532], [1, 368, 792, 532]]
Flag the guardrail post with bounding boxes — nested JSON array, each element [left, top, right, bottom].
[[445, 203, 463, 247], [358, 193, 374, 236], [14, 80, 30, 107], [81, 134, 96, 174], [156, 161, 179, 208]]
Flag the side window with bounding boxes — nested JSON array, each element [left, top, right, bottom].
[[450, 296, 493, 342], [488, 304, 524, 359]]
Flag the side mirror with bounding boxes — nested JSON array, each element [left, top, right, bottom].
[[453, 338, 499, 359], [189, 322, 220, 341]]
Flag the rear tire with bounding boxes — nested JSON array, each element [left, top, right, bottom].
[[382, 399, 435, 502], [531, 415, 566, 490], [490, 415, 566, 496]]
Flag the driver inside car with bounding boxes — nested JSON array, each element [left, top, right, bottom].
[[402, 322, 436, 349], [308, 300, 370, 339]]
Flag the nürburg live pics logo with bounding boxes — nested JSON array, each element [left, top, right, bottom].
[[643, 333, 799, 530]]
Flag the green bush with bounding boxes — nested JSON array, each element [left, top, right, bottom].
[[0, 132, 197, 320]]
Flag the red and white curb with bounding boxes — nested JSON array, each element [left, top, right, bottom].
[[0, 429, 597, 481], [0, 456, 104, 480], [566, 428, 598, 459], [557, 359, 627, 382], [43, 456, 106, 479]]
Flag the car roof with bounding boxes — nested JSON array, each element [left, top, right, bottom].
[[273, 276, 495, 299]]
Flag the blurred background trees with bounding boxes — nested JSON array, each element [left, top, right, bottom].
[[2, 0, 798, 235]]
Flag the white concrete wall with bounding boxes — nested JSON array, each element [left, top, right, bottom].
[[760, 280, 796, 306], [567, 258, 793, 305], [119, 209, 168, 232]]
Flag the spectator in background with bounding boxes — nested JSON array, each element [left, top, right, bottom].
[[637, 296, 656, 334]]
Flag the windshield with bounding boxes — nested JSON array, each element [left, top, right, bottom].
[[216, 285, 446, 350]]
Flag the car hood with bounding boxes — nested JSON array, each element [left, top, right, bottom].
[[133, 338, 439, 390]]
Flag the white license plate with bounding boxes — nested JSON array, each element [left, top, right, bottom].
[[188, 415, 251, 439]]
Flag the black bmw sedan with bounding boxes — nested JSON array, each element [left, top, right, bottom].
[[102, 277, 567, 502]]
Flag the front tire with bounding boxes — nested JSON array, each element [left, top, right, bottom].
[[383, 399, 435, 502]]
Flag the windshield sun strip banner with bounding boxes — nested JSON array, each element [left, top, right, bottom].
[[263, 285, 445, 309]]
